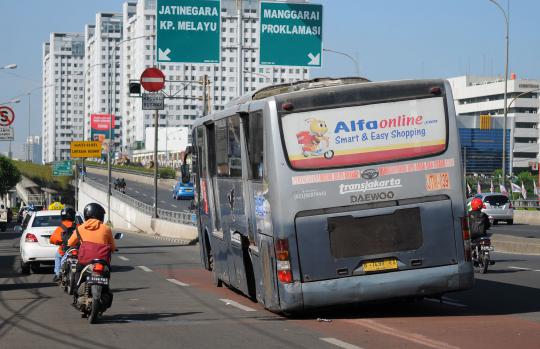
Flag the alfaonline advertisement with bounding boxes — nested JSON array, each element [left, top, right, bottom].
[[282, 97, 447, 169]]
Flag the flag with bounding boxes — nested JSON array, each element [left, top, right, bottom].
[[521, 181, 527, 200], [534, 181, 538, 196], [477, 182, 482, 194], [500, 184, 508, 196], [490, 180, 494, 193], [467, 183, 472, 195], [510, 182, 521, 193]]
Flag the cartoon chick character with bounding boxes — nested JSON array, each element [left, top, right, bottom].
[[296, 118, 330, 155]]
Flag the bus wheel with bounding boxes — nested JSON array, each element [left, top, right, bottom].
[[209, 251, 222, 287]]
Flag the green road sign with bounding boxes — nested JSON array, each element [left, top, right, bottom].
[[52, 160, 73, 177], [156, 0, 221, 63], [260, 2, 323, 67]]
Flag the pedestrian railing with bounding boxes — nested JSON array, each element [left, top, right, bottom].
[[511, 199, 540, 210], [83, 177, 196, 225]]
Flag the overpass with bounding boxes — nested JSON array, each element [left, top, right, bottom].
[[15, 177, 45, 206]]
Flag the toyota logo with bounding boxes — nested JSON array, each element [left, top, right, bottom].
[[361, 169, 379, 180]]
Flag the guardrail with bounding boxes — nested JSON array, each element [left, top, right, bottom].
[[512, 199, 540, 210], [84, 177, 195, 225]]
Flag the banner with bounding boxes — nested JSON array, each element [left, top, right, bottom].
[[510, 182, 521, 193], [490, 180, 494, 193], [467, 183, 472, 195], [477, 182, 481, 194], [90, 114, 115, 156], [534, 181, 538, 196], [499, 184, 508, 196], [521, 181, 527, 200]]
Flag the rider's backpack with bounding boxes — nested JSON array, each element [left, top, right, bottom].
[[60, 223, 76, 253]]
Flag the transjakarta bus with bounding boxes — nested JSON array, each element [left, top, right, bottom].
[[182, 78, 474, 313]]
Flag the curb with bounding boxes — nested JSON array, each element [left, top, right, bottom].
[[114, 228, 198, 246], [491, 233, 540, 255]]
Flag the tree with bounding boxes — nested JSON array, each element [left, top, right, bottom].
[[0, 156, 22, 200]]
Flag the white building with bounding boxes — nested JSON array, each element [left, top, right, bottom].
[[448, 75, 540, 173], [120, 0, 309, 158], [42, 33, 85, 163], [84, 13, 123, 149], [23, 136, 42, 164]]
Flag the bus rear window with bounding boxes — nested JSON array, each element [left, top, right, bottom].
[[281, 97, 447, 170]]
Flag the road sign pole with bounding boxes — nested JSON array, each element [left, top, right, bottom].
[[236, 0, 243, 97], [153, 108, 159, 219], [74, 159, 78, 211]]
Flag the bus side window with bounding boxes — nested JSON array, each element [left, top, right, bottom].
[[246, 111, 264, 181], [214, 119, 229, 177]]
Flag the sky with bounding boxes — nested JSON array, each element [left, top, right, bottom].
[[1, 0, 539, 158]]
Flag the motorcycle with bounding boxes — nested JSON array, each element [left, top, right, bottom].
[[73, 232, 123, 324], [114, 179, 126, 194], [60, 247, 79, 295], [471, 236, 495, 273]]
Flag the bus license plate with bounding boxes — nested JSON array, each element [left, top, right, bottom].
[[87, 276, 109, 285], [363, 259, 398, 273]]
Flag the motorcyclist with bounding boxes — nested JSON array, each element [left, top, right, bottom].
[[468, 197, 490, 239], [50, 207, 77, 282], [67, 203, 116, 266]]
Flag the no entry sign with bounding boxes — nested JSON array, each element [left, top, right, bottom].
[[140, 68, 165, 92], [0, 106, 15, 126]]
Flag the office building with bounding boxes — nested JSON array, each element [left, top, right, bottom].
[[84, 13, 123, 149], [42, 32, 85, 163], [23, 136, 42, 164], [120, 0, 309, 158], [448, 75, 540, 174]]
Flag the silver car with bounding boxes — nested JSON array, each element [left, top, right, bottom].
[[470, 193, 514, 225]]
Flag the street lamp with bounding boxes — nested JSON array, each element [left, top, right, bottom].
[[487, 0, 510, 185], [0, 64, 17, 70], [323, 48, 360, 77]]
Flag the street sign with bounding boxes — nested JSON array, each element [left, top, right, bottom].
[[52, 160, 73, 176], [0, 127, 14, 141], [142, 93, 165, 110], [259, 2, 323, 67], [70, 141, 102, 158], [0, 106, 15, 126], [156, 0, 221, 63], [140, 67, 166, 92]]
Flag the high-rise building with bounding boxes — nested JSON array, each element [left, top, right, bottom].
[[84, 13, 123, 149], [448, 75, 540, 174], [120, 0, 309, 156], [42, 32, 85, 163], [23, 136, 42, 164]]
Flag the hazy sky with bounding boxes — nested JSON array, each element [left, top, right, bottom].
[[1, 0, 539, 157]]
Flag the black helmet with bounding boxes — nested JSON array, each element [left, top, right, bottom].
[[83, 203, 106, 222], [60, 207, 76, 222]]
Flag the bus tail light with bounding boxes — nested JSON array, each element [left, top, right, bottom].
[[461, 216, 472, 261], [275, 238, 293, 283]]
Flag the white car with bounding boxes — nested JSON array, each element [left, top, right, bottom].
[[18, 210, 83, 274]]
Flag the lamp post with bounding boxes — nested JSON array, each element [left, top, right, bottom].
[[323, 48, 360, 77], [1, 98, 21, 159], [0, 64, 17, 70], [487, 0, 510, 186]]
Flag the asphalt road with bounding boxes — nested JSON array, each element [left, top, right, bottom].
[[489, 222, 540, 239], [2, 226, 540, 349], [85, 172, 193, 212]]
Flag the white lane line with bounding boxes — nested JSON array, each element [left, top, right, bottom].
[[141, 193, 147, 197], [137, 265, 152, 272], [320, 338, 364, 349], [171, 204, 177, 208], [167, 278, 190, 287], [135, 190, 140, 194], [118, 256, 129, 261], [160, 200, 166, 204], [219, 299, 256, 312], [509, 266, 531, 271]]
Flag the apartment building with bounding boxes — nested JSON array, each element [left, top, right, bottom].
[[42, 33, 85, 163]]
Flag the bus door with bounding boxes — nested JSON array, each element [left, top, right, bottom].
[[214, 116, 251, 293], [194, 126, 211, 270]]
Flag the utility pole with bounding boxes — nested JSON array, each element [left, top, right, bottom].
[[201, 74, 209, 116], [236, 0, 243, 97]]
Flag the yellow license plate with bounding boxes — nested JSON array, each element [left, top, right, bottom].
[[363, 259, 398, 273]]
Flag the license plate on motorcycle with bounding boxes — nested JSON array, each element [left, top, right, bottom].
[[481, 246, 494, 251], [363, 258, 398, 273], [87, 276, 109, 285]]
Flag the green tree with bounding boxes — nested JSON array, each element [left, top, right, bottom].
[[0, 156, 22, 200]]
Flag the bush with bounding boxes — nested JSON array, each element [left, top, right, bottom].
[[159, 167, 177, 179]]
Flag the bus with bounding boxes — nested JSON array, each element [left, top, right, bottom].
[[182, 78, 474, 313]]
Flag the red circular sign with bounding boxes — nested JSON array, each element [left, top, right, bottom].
[[0, 106, 15, 126], [140, 67, 165, 92]]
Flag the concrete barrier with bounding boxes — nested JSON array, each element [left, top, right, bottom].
[[86, 167, 177, 190], [78, 180, 197, 243], [492, 234, 540, 255], [514, 210, 540, 225]]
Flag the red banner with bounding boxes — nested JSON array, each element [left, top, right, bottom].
[[90, 114, 115, 131]]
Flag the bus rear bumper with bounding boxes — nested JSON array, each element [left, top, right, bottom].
[[281, 263, 473, 312]]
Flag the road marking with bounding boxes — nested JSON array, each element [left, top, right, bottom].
[[160, 200, 166, 204], [118, 256, 129, 261], [135, 190, 140, 194], [344, 319, 460, 349], [137, 265, 152, 272], [509, 266, 531, 271], [219, 299, 256, 312], [320, 338, 364, 349], [142, 193, 147, 197], [171, 204, 177, 208], [167, 278, 190, 287]]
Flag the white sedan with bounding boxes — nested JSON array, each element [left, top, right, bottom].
[[18, 210, 82, 274]]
